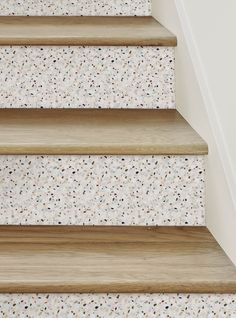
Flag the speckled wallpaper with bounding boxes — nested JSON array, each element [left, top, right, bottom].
[[0, 293, 235, 318], [0, 155, 204, 225], [0, 0, 151, 16], [0, 46, 175, 109]]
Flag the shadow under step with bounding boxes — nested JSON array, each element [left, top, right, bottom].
[[0, 226, 235, 293], [0, 16, 176, 46], [0, 108, 207, 155]]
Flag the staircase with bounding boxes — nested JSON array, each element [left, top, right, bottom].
[[0, 1, 235, 317]]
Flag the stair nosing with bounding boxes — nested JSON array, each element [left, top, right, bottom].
[[0, 16, 177, 46]]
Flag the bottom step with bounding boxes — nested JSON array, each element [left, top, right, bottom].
[[0, 226, 236, 293]]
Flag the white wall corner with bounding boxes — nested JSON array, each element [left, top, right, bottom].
[[175, 0, 236, 211], [152, 0, 236, 264]]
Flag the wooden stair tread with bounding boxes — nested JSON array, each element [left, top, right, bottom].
[[0, 226, 235, 293], [0, 16, 176, 46], [0, 109, 207, 155]]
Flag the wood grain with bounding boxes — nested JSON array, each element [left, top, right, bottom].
[[0, 226, 235, 293], [0, 109, 208, 155], [0, 16, 177, 46]]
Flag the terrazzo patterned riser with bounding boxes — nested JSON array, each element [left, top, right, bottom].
[[0, 1, 151, 16], [0, 155, 205, 225], [0, 46, 175, 109], [0, 294, 235, 317]]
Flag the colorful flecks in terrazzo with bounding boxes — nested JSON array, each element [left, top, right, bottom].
[[0, 47, 175, 109], [0, 293, 235, 318], [0, 0, 151, 16], [0, 155, 205, 225]]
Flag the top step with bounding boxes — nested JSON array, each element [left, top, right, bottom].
[[0, 16, 177, 46]]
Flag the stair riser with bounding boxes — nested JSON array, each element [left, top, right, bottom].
[[0, 46, 175, 109], [0, 155, 205, 225], [0, 1, 151, 16], [0, 294, 235, 317]]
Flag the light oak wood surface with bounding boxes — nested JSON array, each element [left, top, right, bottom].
[[0, 109, 207, 155], [0, 226, 235, 293], [0, 16, 177, 46]]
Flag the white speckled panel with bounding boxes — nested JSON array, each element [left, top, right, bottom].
[[0, 294, 235, 317], [0, 155, 205, 225], [0, 1, 151, 16], [0, 46, 175, 109]]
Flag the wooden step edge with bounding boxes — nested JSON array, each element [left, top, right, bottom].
[[0, 226, 212, 244], [0, 16, 177, 46], [0, 36, 177, 47], [0, 281, 236, 294], [0, 144, 208, 156]]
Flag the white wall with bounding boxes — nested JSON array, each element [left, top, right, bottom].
[[152, 0, 236, 264]]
